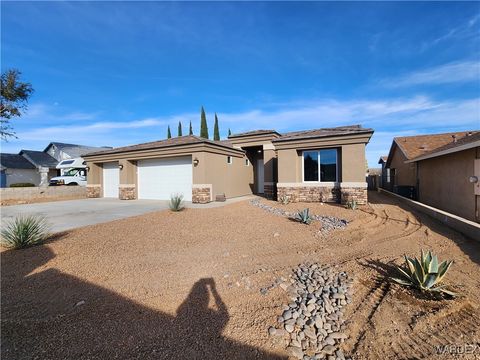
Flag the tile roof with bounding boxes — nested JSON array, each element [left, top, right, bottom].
[[378, 156, 388, 164], [0, 153, 36, 169], [409, 131, 480, 161], [45, 142, 112, 157], [19, 150, 58, 168], [393, 131, 479, 160], [228, 130, 280, 138], [273, 125, 373, 142], [83, 135, 241, 156]]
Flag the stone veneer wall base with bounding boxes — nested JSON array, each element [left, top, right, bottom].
[[192, 184, 212, 204], [119, 185, 136, 200], [86, 185, 101, 198], [276, 183, 368, 204]]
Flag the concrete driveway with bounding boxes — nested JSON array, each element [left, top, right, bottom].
[[1, 198, 171, 233], [0, 195, 254, 233]]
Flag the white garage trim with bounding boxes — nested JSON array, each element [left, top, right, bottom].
[[103, 162, 119, 198], [137, 156, 192, 201]]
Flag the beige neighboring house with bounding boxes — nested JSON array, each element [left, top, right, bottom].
[[82, 125, 373, 204], [383, 130, 480, 223]]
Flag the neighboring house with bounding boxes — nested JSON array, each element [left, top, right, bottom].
[[82, 125, 373, 204], [382, 131, 479, 197], [44, 142, 112, 162], [0, 153, 39, 187], [405, 132, 480, 223], [378, 155, 388, 189], [19, 150, 59, 185], [0, 143, 112, 188]]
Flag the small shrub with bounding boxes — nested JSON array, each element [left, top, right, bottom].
[[169, 193, 184, 212], [279, 194, 290, 205], [1, 215, 50, 249], [391, 250, 455, 297], [10, 183, 35, 188], [345, 199, 357, 210], [294, 208, 313, 225]]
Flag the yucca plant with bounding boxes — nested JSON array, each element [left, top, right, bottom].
[[294, 208, 313, 225], [391, 250, 455, 296], [1, 215, 51, 249], [169, 193, 184, 212]]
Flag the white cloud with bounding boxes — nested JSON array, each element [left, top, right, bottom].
[[380, 61, 480, 88]]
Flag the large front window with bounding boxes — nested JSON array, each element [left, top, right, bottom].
[[303, 149, 338, 182]]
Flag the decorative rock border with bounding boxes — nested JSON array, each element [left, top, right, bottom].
[[269, 263, 353, 360], [250, 199, 348, 234]]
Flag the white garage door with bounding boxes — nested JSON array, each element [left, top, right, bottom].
[[138, 156, 192, 201], [103, 162, 119, 198]]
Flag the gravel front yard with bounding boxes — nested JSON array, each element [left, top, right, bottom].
[[1, 191, 479, 359]]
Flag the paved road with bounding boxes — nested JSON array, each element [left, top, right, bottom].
[[0, 196, 254, 233]]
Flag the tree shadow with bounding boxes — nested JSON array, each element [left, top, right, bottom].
[[1, 246, 286, 360], [368, 191, 480, 267]]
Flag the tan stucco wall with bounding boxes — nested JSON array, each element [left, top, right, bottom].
[[341, 143, 366, 182], [119, 159, 137, 185], [418, 148, 477, 222], [277, 143, 366, 183], [388, 146, 416, 187], [86, 162, 102, 185], [193, 152, 253, 198]]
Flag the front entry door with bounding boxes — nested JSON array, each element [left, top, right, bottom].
[[257, 158, 264, 194]]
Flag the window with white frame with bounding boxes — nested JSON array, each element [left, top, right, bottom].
[[303, 149, 338, 182], [245, 158, 249, 166], [386, 168, 390, 182], [227, 156, 232, 164]]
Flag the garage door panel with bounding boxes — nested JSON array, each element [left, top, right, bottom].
[[103, 162, 119, 198], [138, 157, 192, 201]]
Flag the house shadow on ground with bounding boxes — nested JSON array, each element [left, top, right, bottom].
[[1, 246, 286, 360], [368, 191, 480, 267]]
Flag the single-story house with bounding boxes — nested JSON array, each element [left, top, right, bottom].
[[405, 131, 480, 223], [0, 153, 38, 187], [378, 155, 388, 189], [0, 143, 112, 188], [82, 125, 373, 204], [382, 131, 479, 197]]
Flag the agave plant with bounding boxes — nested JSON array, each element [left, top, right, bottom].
[[294, 208, 313, 225], [279, 194, 291, 205], [1, 215, 51, 249], [169, 193, 184, 212], [345, 199, 357, 210], [391, 250, 455, 296]]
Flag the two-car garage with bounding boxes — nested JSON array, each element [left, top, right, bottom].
[[102, 156, 193, 201]]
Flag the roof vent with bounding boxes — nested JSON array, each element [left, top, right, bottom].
[[452, 134, 457, 143], [467, 132, 473, 136], [419, 144, 428, 150]]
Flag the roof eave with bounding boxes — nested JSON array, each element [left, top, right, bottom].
[[272, 130, 374, 143]]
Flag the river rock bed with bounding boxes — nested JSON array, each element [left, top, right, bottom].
[[269, 263, 353, 360], [249, 199, 348, 234]]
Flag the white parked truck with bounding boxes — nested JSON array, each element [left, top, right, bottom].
[[49, 158, 87, 186]]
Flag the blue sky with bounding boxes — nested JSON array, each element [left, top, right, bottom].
[[1, 1, 479, 166]]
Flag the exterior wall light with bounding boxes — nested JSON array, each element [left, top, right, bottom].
[[118, 164, 124, 170], [469, 176, 478, 183], [193, 158, 199, 166], [86, 166, 90, 172]]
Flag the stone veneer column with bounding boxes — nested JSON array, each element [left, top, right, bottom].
[[340, 183, 368, 205], [119, 184, 136, 200], [192, 184, 212, 204], [86, 184, 101, 198]]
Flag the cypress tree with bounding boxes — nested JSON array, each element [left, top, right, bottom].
[[189, 121, 193, 135], [167, 125, 172, 139], [178, 121, 182, 136], [213, 113, 220, 141], [200, 106, 209, 139], [228, 128, 232, 137]]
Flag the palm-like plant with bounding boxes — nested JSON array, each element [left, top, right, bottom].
[[1, 215, 50, 249], [391, 250, 455, 296]]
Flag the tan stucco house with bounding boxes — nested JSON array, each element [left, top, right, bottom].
[[382, 130, 480, 222], [82, 125, 373, 204]]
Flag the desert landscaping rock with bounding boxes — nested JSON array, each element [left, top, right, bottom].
[[250, 199, 348, 234], [268, 263, 353, 360]]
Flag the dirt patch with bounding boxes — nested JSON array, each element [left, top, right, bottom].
[[1, 191, 479, 359]]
